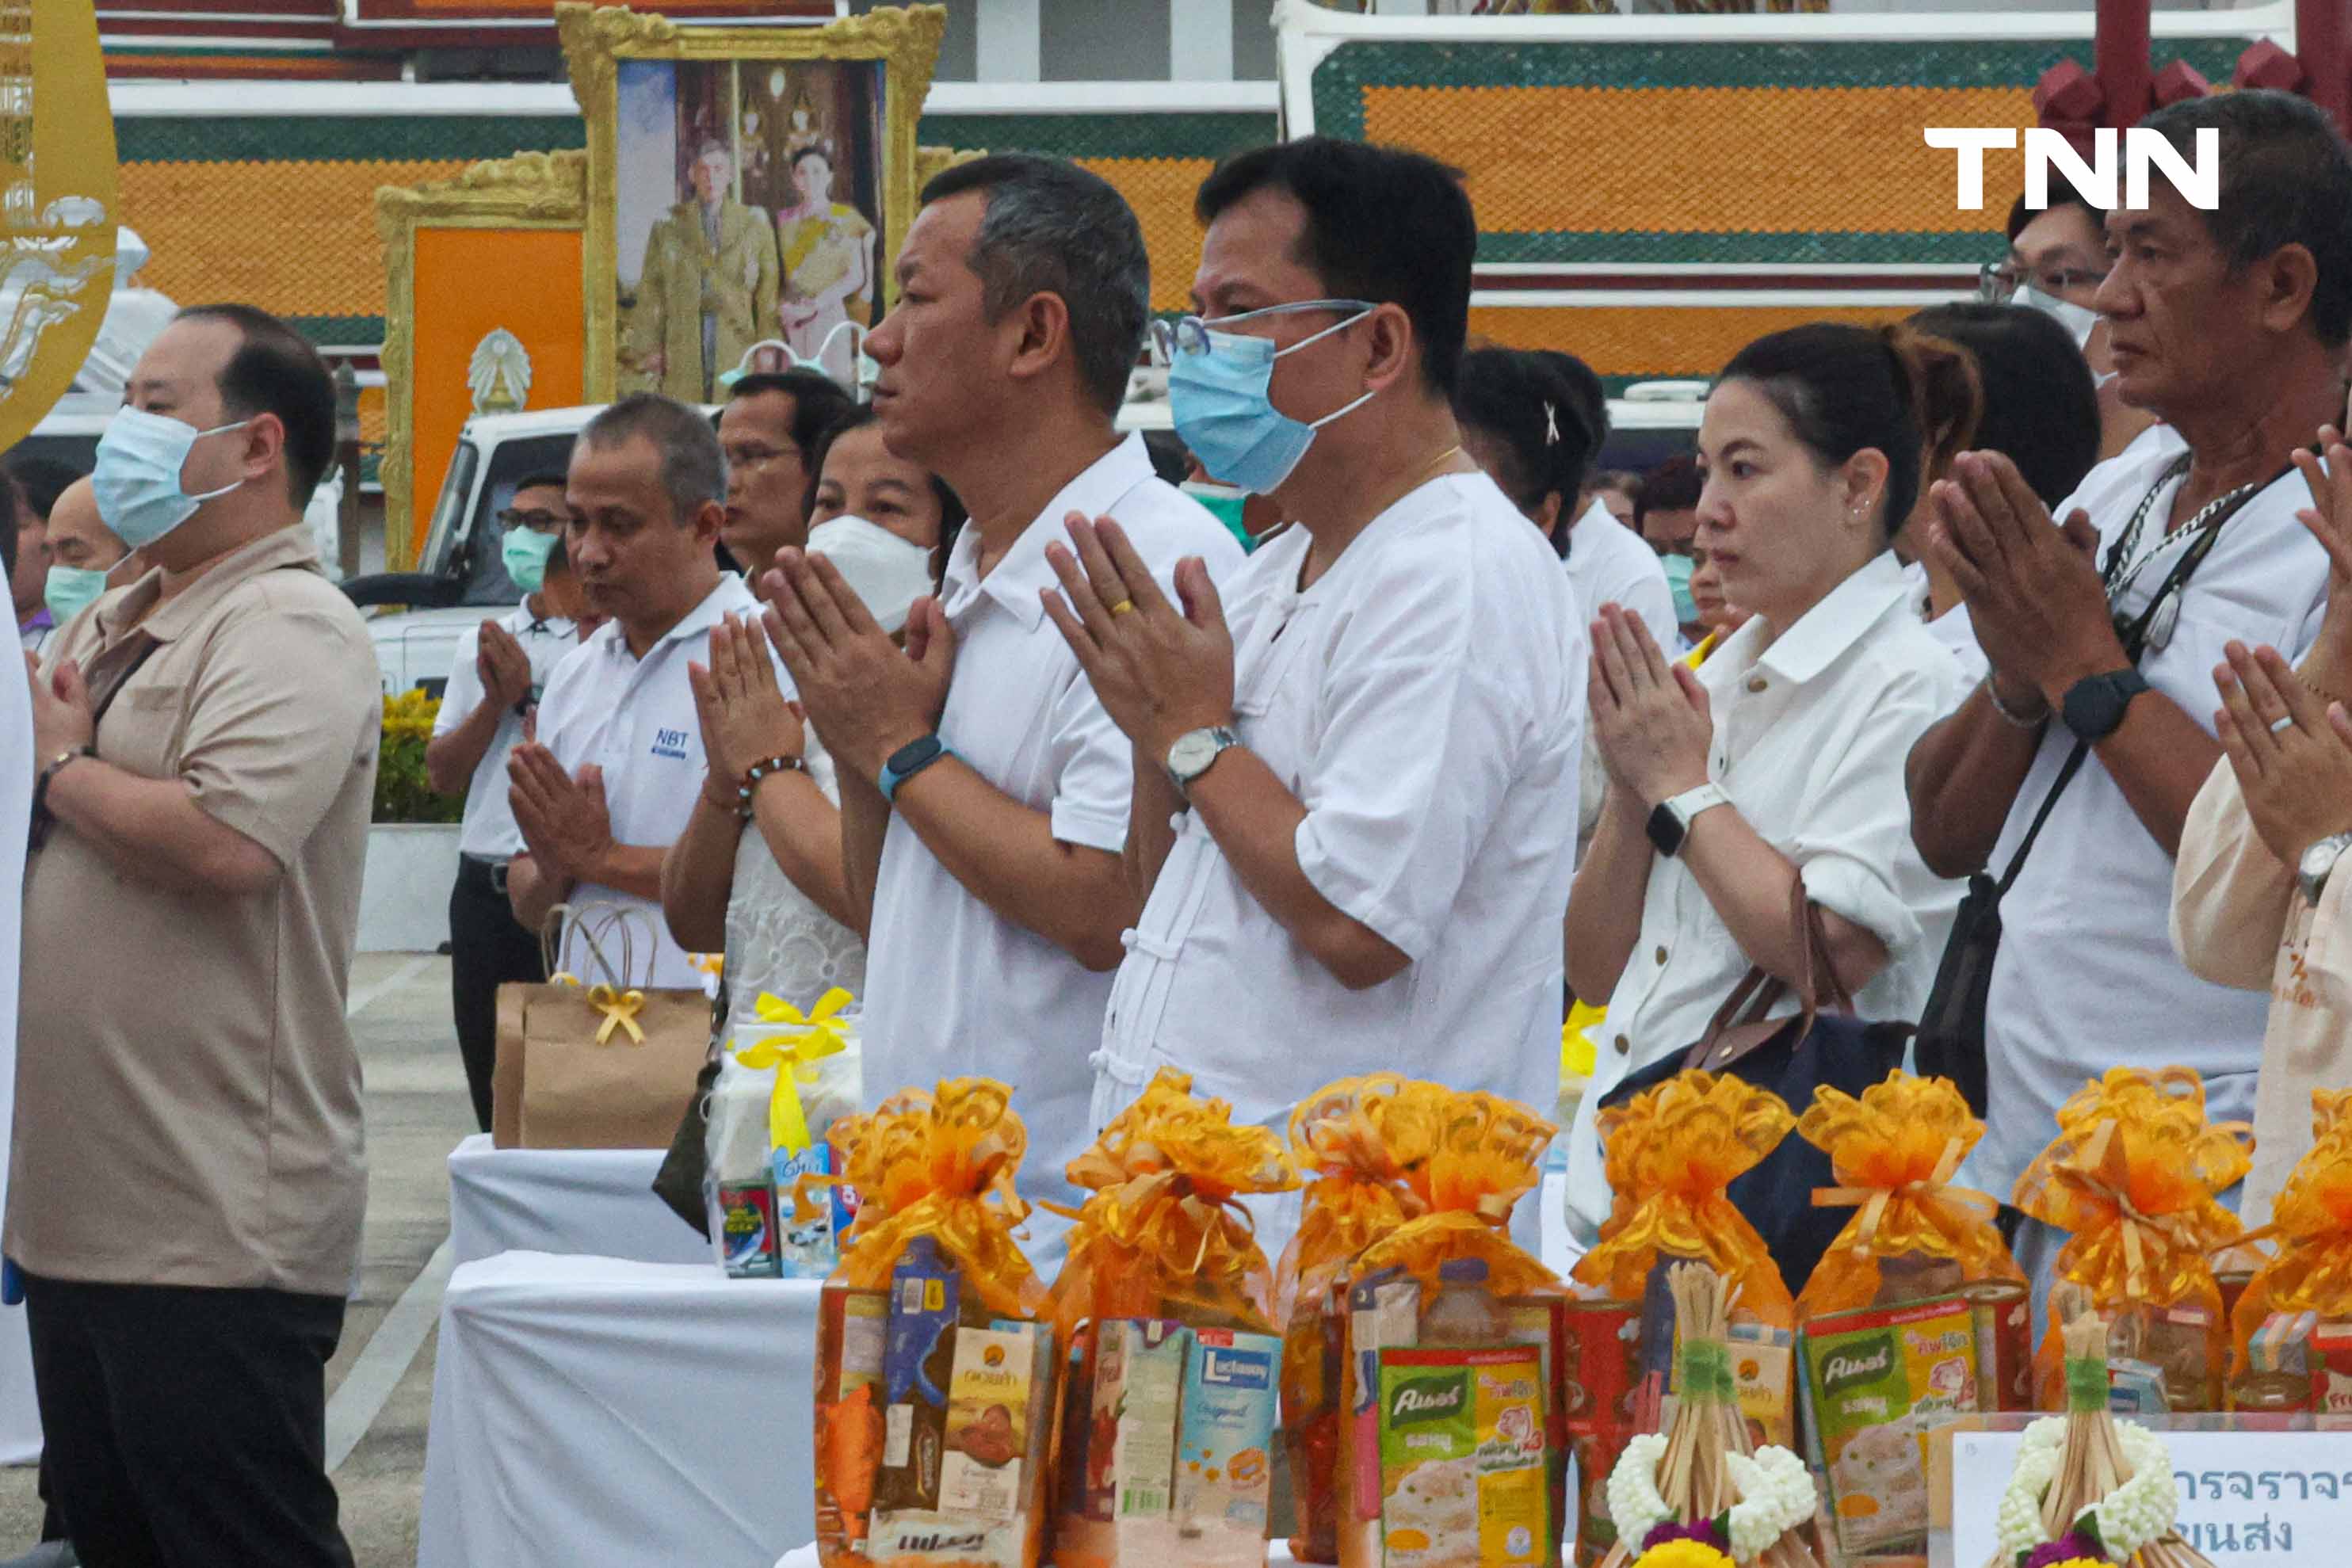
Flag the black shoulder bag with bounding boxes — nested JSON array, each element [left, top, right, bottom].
[[1913, 453, 2277, 1115]]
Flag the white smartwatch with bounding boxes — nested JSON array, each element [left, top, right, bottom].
[[1165, 726, 1241, 798], [1645, 782, 1729, 859]]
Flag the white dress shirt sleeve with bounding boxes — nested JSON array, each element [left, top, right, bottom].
[[1781, 669, 1950, 956], [435, 626, 487, 738], [1044, 666, 1134, 854], [1292, 620, 1537, 961]]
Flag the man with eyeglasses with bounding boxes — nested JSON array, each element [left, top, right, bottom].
[[1910, 91, 2352, 1291], [426, 471, 590, 1130], [714, 368, 853, 577], [1982, 189, 2155, 460], [1038, 138, 1584, 1261]]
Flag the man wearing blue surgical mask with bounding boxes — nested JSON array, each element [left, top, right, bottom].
[[15, 303, 376, 1567], [36, 477, 128, 633], [1039, 138, 1586, 1263]]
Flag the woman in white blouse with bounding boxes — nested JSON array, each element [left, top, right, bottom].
[[1560, 322, 1975, 1246], [660, 411, 964, 1016]]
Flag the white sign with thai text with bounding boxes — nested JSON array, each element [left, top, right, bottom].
[[1952, 1430, 2350, 1565]]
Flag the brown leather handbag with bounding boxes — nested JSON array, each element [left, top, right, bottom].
[[1594, 882, 1912, 1297]]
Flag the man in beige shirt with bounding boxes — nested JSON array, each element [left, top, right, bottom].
[[16, 304, 376, 1567]]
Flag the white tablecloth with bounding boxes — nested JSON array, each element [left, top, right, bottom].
[[418, 1252, 818, 1568], [445, 1133, 714, 1267]]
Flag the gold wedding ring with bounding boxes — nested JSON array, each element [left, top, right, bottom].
[[1109, 598, 1136, 616]]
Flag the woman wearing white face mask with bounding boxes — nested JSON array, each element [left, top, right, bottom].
[[659, 406, 965, 1014]]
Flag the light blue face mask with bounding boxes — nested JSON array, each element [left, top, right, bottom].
[[43, 564, 108, 626], [1161, 299, 1377, 495], [1662, 552, 1698, 624], [502, 525, 560, 593], [92, 406, 249, 549]]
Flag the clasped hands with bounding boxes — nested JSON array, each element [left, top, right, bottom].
[[1588, 605, 1712, 812], [1922, 450, 2119, 715], [756, 547, 953, 785], [1037, 513, 1234, 763]]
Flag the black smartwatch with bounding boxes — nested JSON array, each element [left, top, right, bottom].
[[2059, 669, 2151, 742]]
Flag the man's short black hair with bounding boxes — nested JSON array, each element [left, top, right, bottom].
[[2142, 88, 2352, 349], [176, 303, 336, 507], [5, 454, 79, 522], [2006, 189, 2106, 245], [919, 154, 1151, 418], [1194, 137, 1475, 396], [512, 471, 571, 498], [1634, 455, 1703, 526], [727, 369, 857, 465]]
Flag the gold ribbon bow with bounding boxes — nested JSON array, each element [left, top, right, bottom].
[[2014, 1066, 2250, 1309], [1797, 1073, 2019, 1316], [586, 982, 647, 1045], [2230, 1100, 2352, 1368], [1355, 1086, 1562, 1303], [734, 989, 855, 1152]]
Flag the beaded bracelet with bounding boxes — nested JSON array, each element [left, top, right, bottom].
[[736, 754, 808, 819], [1983, 672, 2049, 731]]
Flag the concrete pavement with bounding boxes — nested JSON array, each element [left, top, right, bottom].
[[0, 952, 476, 1568]]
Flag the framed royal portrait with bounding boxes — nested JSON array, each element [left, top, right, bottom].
[[376, 151, 590, 570], [557, 2, 946, 403]]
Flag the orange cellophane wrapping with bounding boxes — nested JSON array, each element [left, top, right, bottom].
[[1043, 1068, 1299, 1567], [1571, 1070, 1796, 1329], [2012, 1067, 2251, 1410], [1335, 1090, 1564, 1568], [1795, 1071, 2022, 1319], [2232, 1093, 2352, 1373], [814, 1080, 1044, 1568], [1274, 1077, 1451, 1563]]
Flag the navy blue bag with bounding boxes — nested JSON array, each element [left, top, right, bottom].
[[1594, 887, 1911, 1300]]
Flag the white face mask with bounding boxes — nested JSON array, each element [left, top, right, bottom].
[[806, 515, 933, 634], [2017, 285, 2100, 352]]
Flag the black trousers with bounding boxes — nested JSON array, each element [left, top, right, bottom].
[[449, 854, 548, 1132], [22, 1273, 354, 1568]]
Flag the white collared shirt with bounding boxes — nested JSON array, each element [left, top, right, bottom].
[[1566, 498, 1676, 648], [433, 605, 582, 860], [1563, 551, 1970, 1242], [532, 574, 763, 990], [1094, 471, 1586, 1228], [857, 433, 1246, 1219], [1966, 438, 2332, 1204]]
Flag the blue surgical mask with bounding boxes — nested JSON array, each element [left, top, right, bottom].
[[1164, 299, 1377, 495], [502, 525, 559, 593], [43, 564, 107, 625], [92, 407, 249, 548], [1662, 552, 1698, 624]]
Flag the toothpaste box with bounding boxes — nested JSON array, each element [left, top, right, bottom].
[[1175, 1328, 1281, 1566], [1084, 1319, 1189, 1525], [1377, 1345, 1549, 1568]]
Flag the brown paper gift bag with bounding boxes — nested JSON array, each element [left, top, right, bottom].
[[491, 904, 716, 1150]]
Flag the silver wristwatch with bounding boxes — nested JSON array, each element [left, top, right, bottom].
[[2298, 831, 2352, 904], [1165, 726, 1241, 797]]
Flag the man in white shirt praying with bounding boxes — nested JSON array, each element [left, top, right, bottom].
[[508, 394, 765, 990], [758, 156, 1243, 1245], [1909, 90, 2352, 1281], [1039, 137, 1586, 1254]]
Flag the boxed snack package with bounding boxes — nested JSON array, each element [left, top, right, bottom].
[[1334, 1091, 1564, 1568], [2012, 1068, 2250, 1413], [1559, 1300, 1640, 1568], [1375, 1346, 1549, 1568], [1045, 1068, 1298, 1568], [1799, 1293, 1983, 1561], [1275, 1077, 1451, 1565], [812, 1080, 1050, 1568], [1795, 1074, 2023, 1322]]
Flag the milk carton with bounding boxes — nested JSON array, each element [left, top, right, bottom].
[[1175, 1328, 1281, 1566]]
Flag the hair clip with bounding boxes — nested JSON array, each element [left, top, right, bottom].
[[1544, 401, 1560, 446]]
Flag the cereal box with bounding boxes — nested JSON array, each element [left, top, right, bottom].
[[1799, 1294, 1980, 1561], [940, 1326, 1041, 1522], [1376, 1347, 1549, 1568], [1176, 1329, 1281, 1566]]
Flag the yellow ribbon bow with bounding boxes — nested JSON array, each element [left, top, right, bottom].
[[2232, 1100, 2352, 1370], [733, 987, 854, 1151], [585, 982, 647, 1045], [1355, 1085, 1562, 1303]]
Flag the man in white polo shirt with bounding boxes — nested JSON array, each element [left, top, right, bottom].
[[1041, 139, 1583, 1260], [760, 156, 1242, 1251], [508, 394, 759, 990]]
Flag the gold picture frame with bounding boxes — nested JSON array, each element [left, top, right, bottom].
[[557, 2, 946, 402], [375, 150, 589, 569]]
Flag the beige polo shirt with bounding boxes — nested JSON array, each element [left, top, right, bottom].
[[10, 524, 380, 1296]]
